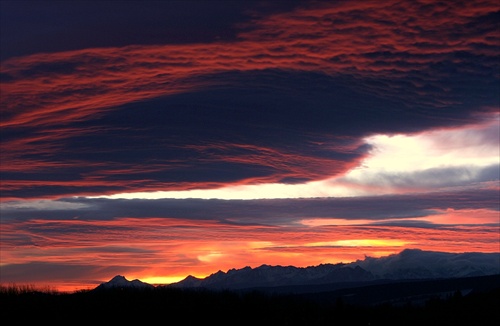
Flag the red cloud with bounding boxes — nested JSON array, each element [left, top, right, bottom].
[[1, 0, 498, 199], [1, 216, 498, 291], [2, 0, 497, 127]]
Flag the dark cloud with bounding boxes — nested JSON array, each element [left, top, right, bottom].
[[1, 67, 497, 199], [0, 0, 304, 61], [0, 0, 498, 207], [2, 188, 498, 224]]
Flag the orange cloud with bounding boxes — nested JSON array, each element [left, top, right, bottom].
[[2, 0, 497, 128], [1, 1, 498, 292], [1, 216, 498, 291], [1, 0, 498, 199]]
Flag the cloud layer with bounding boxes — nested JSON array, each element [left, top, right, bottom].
[[0, 0, 498, 291], [1, 0, 499, 199]]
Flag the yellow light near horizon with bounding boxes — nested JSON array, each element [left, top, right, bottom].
[[141, 276, 187, 285], [248, 241, 276, 249], [197, 251, 224, 262]]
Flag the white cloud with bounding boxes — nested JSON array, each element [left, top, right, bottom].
[[89, 116, 500, 200], [0, 199, 90, 210]]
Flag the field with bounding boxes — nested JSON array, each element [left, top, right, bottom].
[[2, 277, 499, 325]]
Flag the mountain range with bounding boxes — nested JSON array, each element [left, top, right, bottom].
[[97, 249, 500, 292], [167, 249, 500, 290]]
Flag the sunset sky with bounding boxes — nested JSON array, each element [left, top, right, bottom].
[[1, 0, 499, 292]]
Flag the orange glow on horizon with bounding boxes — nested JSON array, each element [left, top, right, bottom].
[[1, 216, 498, 292]]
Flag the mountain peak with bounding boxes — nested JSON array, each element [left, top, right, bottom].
[[95, 275, 154, 291], [109, 275, 128, 282]]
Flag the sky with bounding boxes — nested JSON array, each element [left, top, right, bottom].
[[0, 0, 499, 292]]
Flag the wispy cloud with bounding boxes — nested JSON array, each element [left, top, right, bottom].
[[0, 0, 498, 291], [1, 214, 497, 290], [1, 0, 498, 199]]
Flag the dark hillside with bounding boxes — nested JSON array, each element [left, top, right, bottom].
[[2, 276, 499, 326], [296, 273, 500, 306]]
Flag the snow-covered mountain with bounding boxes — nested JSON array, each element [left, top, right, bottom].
[[94, 250, 500, 292], [95, 275, 154, 290], [349, 248, 500, 279], [167, 249, 500, 291]]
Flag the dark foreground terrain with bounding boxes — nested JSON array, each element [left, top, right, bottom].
[[2, 275, 499, 325]]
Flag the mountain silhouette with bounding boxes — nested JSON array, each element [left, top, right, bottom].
[[95, 275, 154, 291], [95, 249, 500, 293], [167, 249, 500, 291]]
